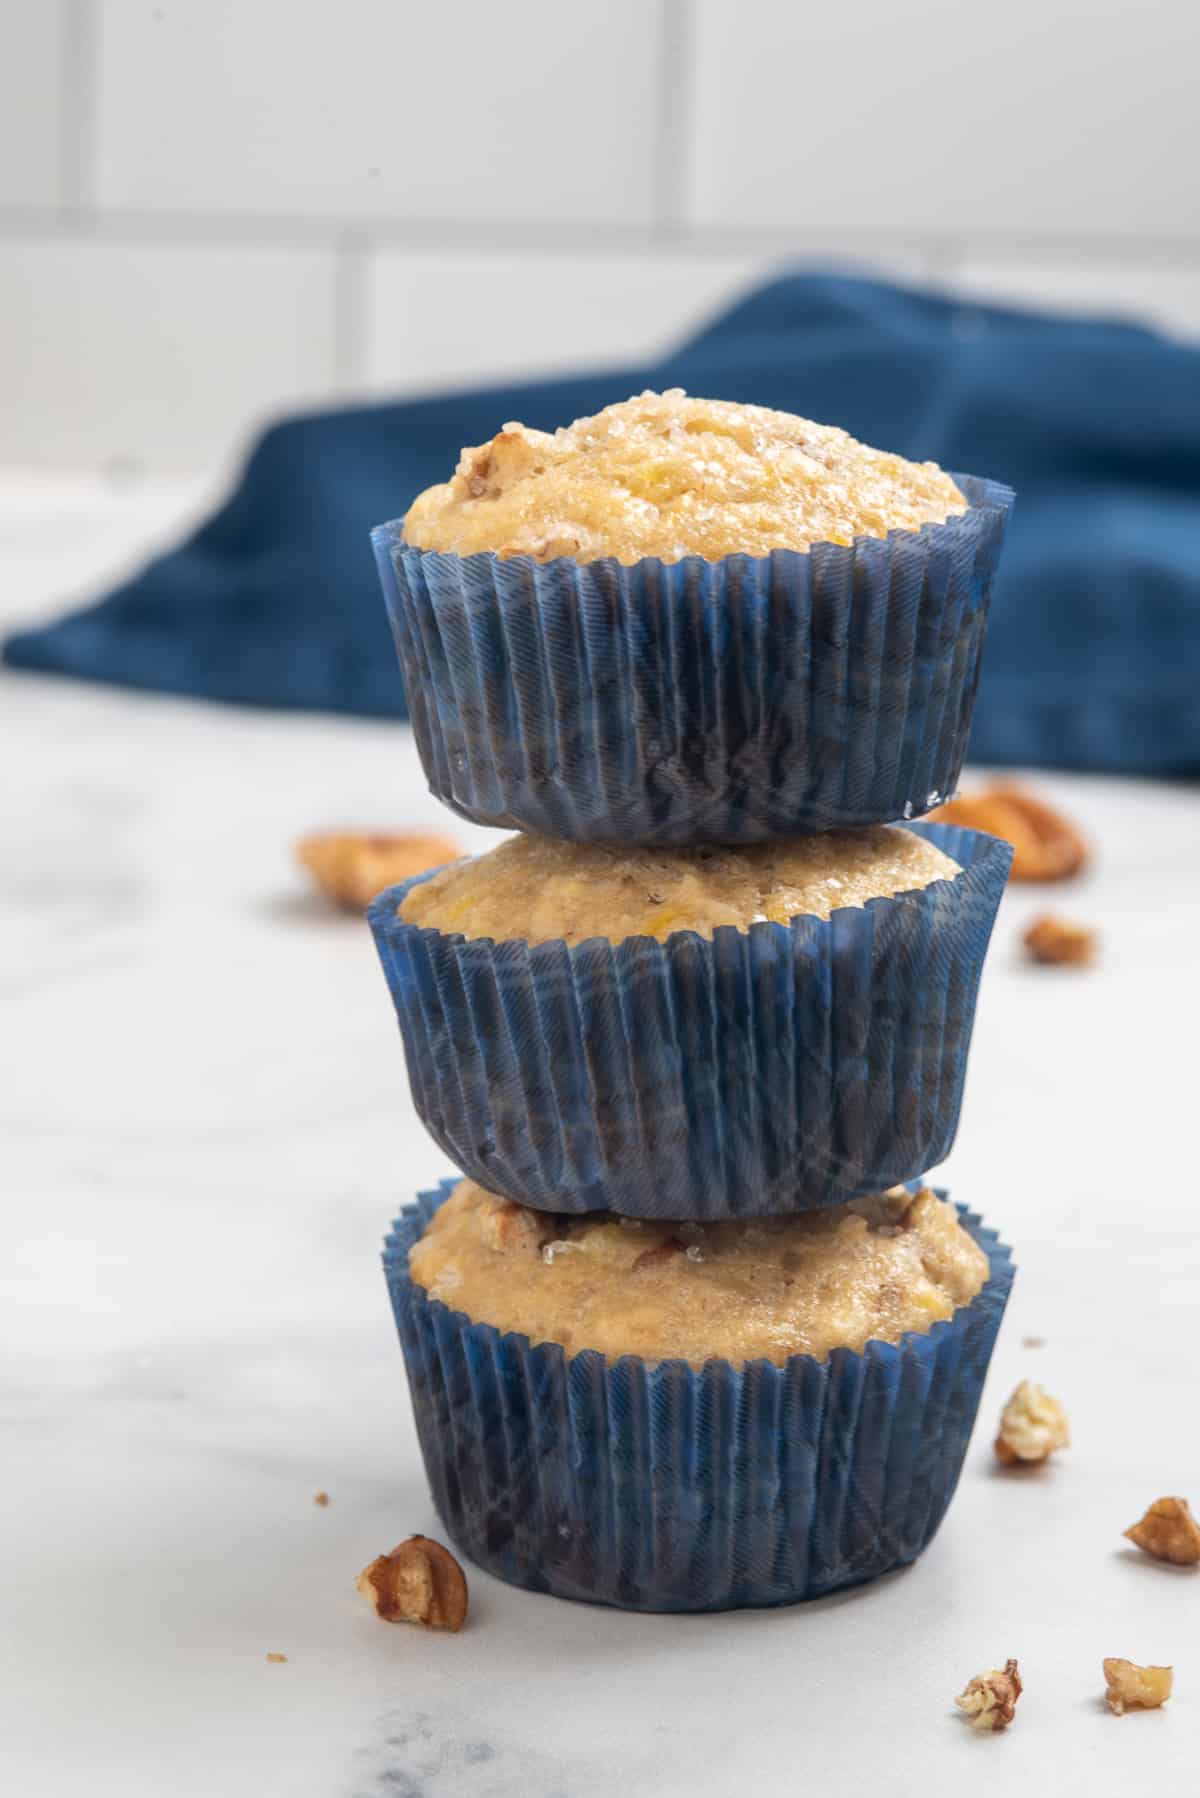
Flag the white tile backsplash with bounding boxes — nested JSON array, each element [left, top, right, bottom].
[[687, 0, 1200, 239], [950, 257, 1200, 342], [92, 1, 660, 227], [0, 236, 339, 474], [0, 1, 65, 206], [0, 0, 1198, 474], [361, 244, 934, 398], [361, 248, 768, 397]]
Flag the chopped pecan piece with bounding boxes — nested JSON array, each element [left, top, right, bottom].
[[1023, 914, 1096, 966], [930, 783, 1088, 882], [1124, 1496, 1200, 1566], [994, 1380, 1070, 1466], [632, 1235, 687, 1271], [296, 831, 460, 912], [456, 425, 544, 501], [527, 533, 583, 562], [1103, 1658, 1173, 1715], [955, 1659, 1023, 1730], [462, 450, 495, 498], [479, 1196, 557, 1254], [357, 1536, 468, 1632]]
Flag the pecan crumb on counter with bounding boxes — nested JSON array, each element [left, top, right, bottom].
[[357, 1535, 468, 1633], [265, 1652, 288, 1664], [296, 831, 460, 912], [929, 782, 1088, 882], [1023, 914, 1097, 967], [955, 1659, 1023, 1731], [1103, 1659, 1173, 1715], [1124, 1496, 1200, 1566], [994, 1380, 1070, 1466], [313, 1491, 330, 1507]]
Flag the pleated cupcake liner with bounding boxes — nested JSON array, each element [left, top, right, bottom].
[[372, 473, 1014, 844], [367, 822, 1013, 1220], [383, 1178, 1015, 1613]]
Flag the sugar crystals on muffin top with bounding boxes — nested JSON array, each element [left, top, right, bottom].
[[402, 389, 967, 565]]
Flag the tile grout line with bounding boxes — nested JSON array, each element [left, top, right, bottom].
[[59, 0, 97, 221], [652, 0, 694, 239], [3, 201, 1200, 267]]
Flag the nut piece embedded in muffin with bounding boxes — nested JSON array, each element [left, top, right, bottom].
[[398, 826, 961, 946], [408, 1178, 989, 1366], [402, 389, 967, 565]]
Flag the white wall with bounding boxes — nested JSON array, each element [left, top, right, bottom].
[[2, 0, 1198, 477]]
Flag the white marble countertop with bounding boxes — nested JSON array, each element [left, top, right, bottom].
[[3, 477, 1199, 1797]]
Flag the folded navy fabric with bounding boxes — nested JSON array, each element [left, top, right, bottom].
[[7, 272, 1200, 773]]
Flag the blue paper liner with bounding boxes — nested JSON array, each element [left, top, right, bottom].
[[384, 1179, 1014, 1612], [373, 474, 1014, 844], [368, 822, 1013, 1219]]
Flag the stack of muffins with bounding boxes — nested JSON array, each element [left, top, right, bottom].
[[368, 391, 1017, 1613]]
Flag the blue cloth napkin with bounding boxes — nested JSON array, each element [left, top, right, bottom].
[[7, 273, 1200, 773]]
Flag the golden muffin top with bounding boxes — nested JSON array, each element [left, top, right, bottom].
[[401, 389, 967, 565], [409, 1178, 989, 1366], [398, 826, 960, 947]]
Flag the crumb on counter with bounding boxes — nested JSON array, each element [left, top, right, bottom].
[[265, 1652, 288, 1664], [1023, 914, 1097, 967], [1124, 1496, 1200, 1566], [929, 783, 1088, 882], [313, 1491, 330, 1507], [955, 1659, 1022, 1731], [296, 831, 460, 912], [357, 1535, 468, 1633], [994, 1380, 1070, 1466], [1104, 1658, 1173, 1715]]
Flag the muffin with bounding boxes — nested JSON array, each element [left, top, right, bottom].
[[385, 1176, 1015, 1611], [411, 1176, 989, 1363], [373, 390, 1014, 841], [399, 823, 960, 945], [368, 820, 1014, 1219], [403, 390, 968, 564]]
